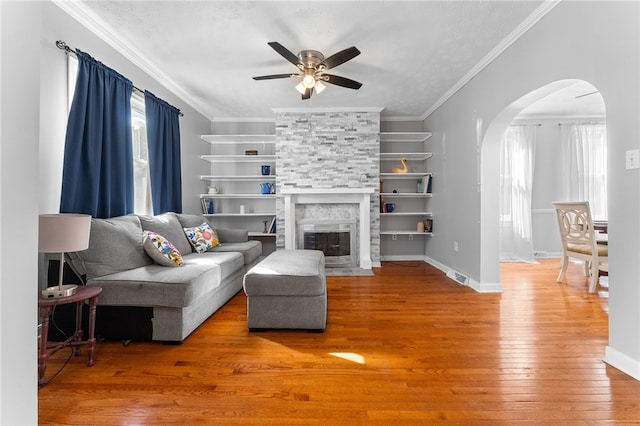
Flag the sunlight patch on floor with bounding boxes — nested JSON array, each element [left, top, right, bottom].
[[329, 352, 366, 364]]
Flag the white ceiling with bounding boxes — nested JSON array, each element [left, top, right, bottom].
[[56, 1, 591, 122]]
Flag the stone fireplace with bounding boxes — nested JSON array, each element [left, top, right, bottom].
[[282, 188, 374, 269], [272, 108, 382, 268]]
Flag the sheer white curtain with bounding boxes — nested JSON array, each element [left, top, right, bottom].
[[500, 125, 538, 263], [561, 124, 608, 220]]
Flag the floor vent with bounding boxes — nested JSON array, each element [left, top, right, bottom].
[[446, 269, 469, 286]]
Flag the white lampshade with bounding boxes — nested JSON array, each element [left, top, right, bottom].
[[39, 214, 91, 254], [39, 214, 91, 298]]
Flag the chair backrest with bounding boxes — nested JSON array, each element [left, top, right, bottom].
[[552, 201, 597, 250]]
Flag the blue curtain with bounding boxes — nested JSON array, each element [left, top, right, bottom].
[[145, 90, 182, 214], [60, 50, 134, 218]]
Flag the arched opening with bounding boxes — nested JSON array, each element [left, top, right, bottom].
[[480, 79, 606, 290]]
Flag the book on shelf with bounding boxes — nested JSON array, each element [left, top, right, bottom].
[[268, 216, 276, 233], [201, 198, 214, 214], [422, 175, 432, 194]]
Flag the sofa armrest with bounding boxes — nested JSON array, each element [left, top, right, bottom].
[[216, 228, 248, 243]]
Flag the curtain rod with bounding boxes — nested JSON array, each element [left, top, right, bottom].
[[56, 40, 184, 117]]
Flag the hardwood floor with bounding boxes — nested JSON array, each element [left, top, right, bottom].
[[38, 260, 640, 425]]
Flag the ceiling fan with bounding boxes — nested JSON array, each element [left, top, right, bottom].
[[253, 42, 363, 100]]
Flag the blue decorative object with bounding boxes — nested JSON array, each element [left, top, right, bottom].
[[261, 165, 271, 175], [207, 200, 214, 214]]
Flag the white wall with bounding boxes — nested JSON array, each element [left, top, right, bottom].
[[424, 1, 640, 379], [0, 2, 41, 424]]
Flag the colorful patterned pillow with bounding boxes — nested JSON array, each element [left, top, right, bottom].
[[183, 222, 219, 253], [142, 231, 183, 267]]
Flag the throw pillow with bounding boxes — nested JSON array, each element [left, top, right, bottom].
[[183, 222, 219, 253], [143, 231, 183, 267]]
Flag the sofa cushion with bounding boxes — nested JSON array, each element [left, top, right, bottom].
[[87, 251, 245, 308], [209, 240, 262, 265], [67, 215, 152, 281], [138, 213, 192, 255], [243, 250, 325, 297], [183, 222, 219, 253], [143, 231, 183, 267], [175, 213, 214, 229]]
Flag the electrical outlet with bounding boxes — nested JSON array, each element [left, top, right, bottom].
[[409, 234, 414, 241], [392, 234, 398, 240], [626, 149, 640, 169], [453, 241, 459, 252]]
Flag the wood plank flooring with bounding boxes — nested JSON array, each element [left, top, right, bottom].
[[38, 260, 640, 425]]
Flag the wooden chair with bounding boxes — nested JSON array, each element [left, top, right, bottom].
[[552, 201, 608, 293]]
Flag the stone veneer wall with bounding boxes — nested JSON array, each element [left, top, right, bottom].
[[274, 110, 380, 264]]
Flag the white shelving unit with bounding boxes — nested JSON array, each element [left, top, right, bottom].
[[379, 132, 433, 259], [199, 135, 277, 240]]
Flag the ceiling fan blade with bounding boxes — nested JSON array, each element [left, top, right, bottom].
[[267, 42, 301, 67], [302, 87, 312, 100], [322, 74, 363, 90], [319, 46, 360, 69], [253, 73, 300, 80]]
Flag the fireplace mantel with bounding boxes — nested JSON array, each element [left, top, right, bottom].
[[281, 188, 375, 269]]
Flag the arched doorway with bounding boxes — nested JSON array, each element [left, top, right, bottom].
[[479, 79, 606, 289]]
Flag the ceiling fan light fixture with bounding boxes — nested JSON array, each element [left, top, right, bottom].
[[302, 74, 316, 89], [315, 81, 326, 94], [295, 82, 306, 95]]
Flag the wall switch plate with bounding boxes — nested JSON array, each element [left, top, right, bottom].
[[409, 234, 414, 241], [392, 234, 398, 240], [453, 241, 459, 252], [626, 149, 640, 170]]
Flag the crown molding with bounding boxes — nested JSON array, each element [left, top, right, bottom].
[[211, 116, 276, 123], [52, 0, 211, 120], [271, 107, 384, 114], [420, 0, 562, 121]]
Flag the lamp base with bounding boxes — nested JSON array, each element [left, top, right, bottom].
[[41, 284, 78, 299]]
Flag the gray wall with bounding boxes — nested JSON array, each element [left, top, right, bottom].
[[2, 2, 212, 422], [424, 1, 639, 378]]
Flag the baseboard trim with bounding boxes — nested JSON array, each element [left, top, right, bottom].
[[604, 346, 640, 381]]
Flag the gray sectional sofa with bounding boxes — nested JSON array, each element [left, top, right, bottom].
[[66, 212, 262, 343]]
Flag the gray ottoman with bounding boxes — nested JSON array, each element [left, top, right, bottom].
[[243, 249, 326, 332]]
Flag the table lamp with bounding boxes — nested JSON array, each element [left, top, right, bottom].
[[39, 213, 91, 298]]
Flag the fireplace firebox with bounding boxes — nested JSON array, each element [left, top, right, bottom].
[[297, 222, 357, 267]]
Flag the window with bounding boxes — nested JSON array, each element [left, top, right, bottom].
[[561, 124, 608, 221], [67, 55, 153, 214]]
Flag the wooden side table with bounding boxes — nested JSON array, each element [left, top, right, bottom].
[[38, 285, 102, 386]]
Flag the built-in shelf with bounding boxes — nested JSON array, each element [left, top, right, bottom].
[[200, 175, 276, 182], [380, 172, 432, 179], [380, 230, 434, 236], [200, 194, 276, 199], [379, 131, 433, 259], [379, 132, 432, 142], [380, 212, 432, 216], [204, 213, 275, 217], [380, 153, 432, 160], [200, 134, 277, 246], [248, 232, 276, 238], [381, 192, 432, 198], [201, 134, 276, 144], [200, 154, 276, 162]]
